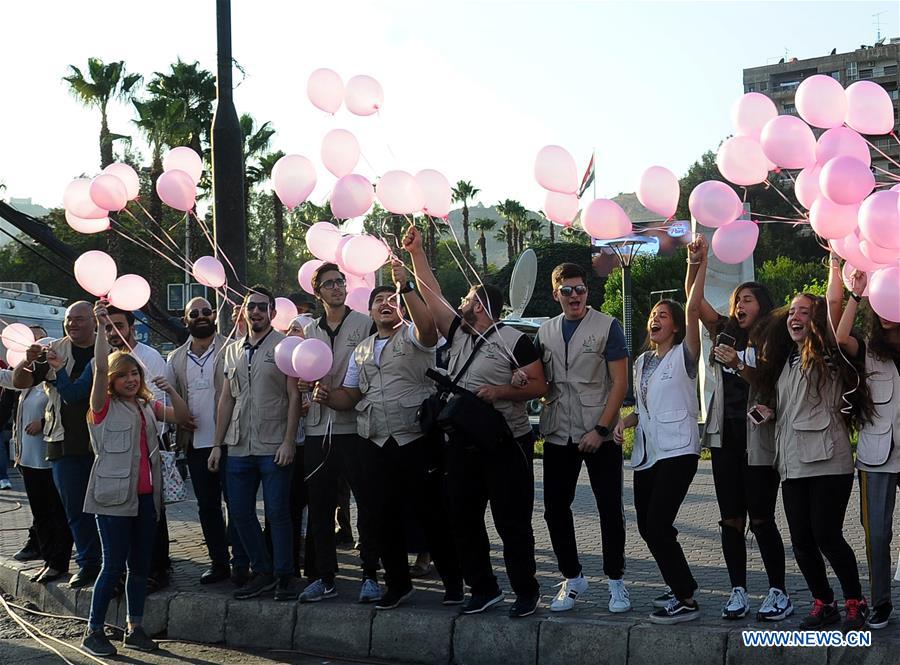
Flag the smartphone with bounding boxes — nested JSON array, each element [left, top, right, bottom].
[[716, 333, 736, 348], [748, 406, 767, 425]]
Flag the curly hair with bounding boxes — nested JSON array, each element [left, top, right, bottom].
[[864, 304, 900, 363], [107, 352, 154, 403]]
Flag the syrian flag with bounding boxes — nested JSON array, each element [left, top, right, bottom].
[[577, 153, 595, 198]]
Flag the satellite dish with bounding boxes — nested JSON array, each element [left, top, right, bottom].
[[508, 249, 537, 319]]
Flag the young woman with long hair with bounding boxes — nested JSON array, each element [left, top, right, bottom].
[[684, 235, 790, 621]]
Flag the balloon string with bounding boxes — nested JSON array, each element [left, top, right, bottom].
[[862, 137, 900, 169], [872, 164, 900, 181], [763, 178, 808, 219], [189, 210, 249, 293], [119, 208, 191, 265], [748, 211, 807, 222], [129, 200, 183, 253]]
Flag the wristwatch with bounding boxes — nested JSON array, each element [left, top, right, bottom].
[[594, 424, 611, 438], [736, 360, 746, 372], [399, 280, 416, 295]]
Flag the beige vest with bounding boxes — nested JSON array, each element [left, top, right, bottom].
[[538, 309, 616, 446], [167, 333, 230, 451], [447, 322, 532, 439], [354, 327, 435, 446], [42, 337, 81, 443], [856, 351, 900, 473], [84, 399, 162, 517], [304, 310, 373, 436], [222, 329, 290, 456], [774, 359, 853, 480]]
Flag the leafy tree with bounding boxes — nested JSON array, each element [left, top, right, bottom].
[[451, 180, 480, 255], [471, 217, 496, 273], [240, 114, 275, 225], [247, 150, 287, 291], [756, 255, 827, 305]]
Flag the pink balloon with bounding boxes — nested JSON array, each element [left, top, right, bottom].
[[534, 145, 578, 195], [794, 166, 822, 210], [63, 178, 107, 219], [1, 323, 35, 353], [636, 166, 679, 218], [107, 274, 151, 311], [760, 115, 817, 169], [272, 297, 298, 332], [298, 259, 324, 295], [74, 250, 117, 297], [192, 256, 226, 288], [688, 181, 742, 228], [795, 75, 848, 129], [544, 191, 579, 226], [89, 174, 128, 212], [716, 136, 769, 187], [869, 266, 900, 322], [845, 81, 895, 136], [344, 75, 383, 116], [415, 170, 452, 218], [347, 271, 375, 291], [375, 170, 425, 215], [833, 231, 883, 272], [306, 222, 343, 261], [858, 191, 900, 250], [808, 198, 859, 239], [711, 220, 759, 264], [163, 147, 203, 184], [274, 336, 303, 377], [272, 154, 317, 210], [65, 210, 110, 234], [307, 68, 344, 114], [841, 262, 870, 297], [333, 235, 354, 271], [292, 338, 333, 382], [321, 129, 360, 178], [582, 199, 632, 240], [731, 93, 778, 139], [815, 127, 871, 167], [819, 156, 875, 205], [346, 287, 372, 314], [340, 235, 390, 275], [860, 238, 899, 265], [156, 169, 197, 212], [6, 348, 26, 368], [331, 174, 374, 219], [102, 163, 140, 200]]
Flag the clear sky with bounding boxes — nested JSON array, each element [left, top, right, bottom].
[[1, 0, 896, 215]]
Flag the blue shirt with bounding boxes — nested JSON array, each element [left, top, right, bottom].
[[538, 316, 629, 362]]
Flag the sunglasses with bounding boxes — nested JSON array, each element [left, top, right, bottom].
[[557, 285, 587, 297], [188, 307, 214, 319], [319, 278, 346, 290], [245, 302, 270, 312]]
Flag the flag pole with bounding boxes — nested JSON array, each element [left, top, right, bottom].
[[592, 148, 596, 199]]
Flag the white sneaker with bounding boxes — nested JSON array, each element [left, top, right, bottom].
[[550, 574, 588, 612], [722, 586, 749, 620], [0, 479, 11, 490], [756, 587, 794, 622], [607, 579, 632, 613]]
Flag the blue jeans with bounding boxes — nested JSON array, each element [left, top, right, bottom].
[[226, 454, 293, 576], [51, 454, 101, 569], [89, 494, 157, 630]]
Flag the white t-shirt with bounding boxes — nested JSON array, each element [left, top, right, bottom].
[[165, 338, 218, 449], [343, 325, 433, 389], [132, 341, 168, 437], [0, 369, 49, 469]]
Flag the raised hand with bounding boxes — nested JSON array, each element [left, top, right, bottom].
[[391, 259, 408, 286], [402, 225, 423, 253]]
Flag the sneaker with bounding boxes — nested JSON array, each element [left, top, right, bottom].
[[442, 589, 465, 606], [375, 586, 414, 610], [840, 598, 869, 633], [123, 626, 158, 652], [0, 479, 11, 490], [274, 575, 299, 602], [756, 587, 794, 622], [799, 598, 840, 629], [461, 591, 504, 615], [722, 586, 749, 620], [231, 567, 251, 587], [14, 542, 41, 562], [550, 574, 588, 612], [509, 593, 540, 618], [652, 587, 675, 608], [608, 579, 632, 613], [868, 603, 892, 630], [232, 573, 277, 600], [82, 628, 117, 657], [649, 598, 701, 624], [69, 567, 100, 588], [358, 577, 382, 603], [299, 578, 337, 603]]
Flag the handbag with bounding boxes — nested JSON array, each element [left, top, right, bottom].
[[160, 449, 186, 503]]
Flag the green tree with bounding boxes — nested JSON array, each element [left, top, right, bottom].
[[755, 255, 826, 305], [240, 114, 276, 224], [451, 180, 480, 255], [146, 60, 216, 160], [496, 199, 527, 262], [247, 150, 288, 291], [471, 217, 496, 273]]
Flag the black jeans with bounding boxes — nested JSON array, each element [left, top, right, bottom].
[[20, 466, 72, 571], [781, 474, 862, 602], [304, 433, 379, 582], [543, 440, 625, 580], [444, 432, 539, 598], [633, 454, 699, 601], [264, 445, 318, 579]]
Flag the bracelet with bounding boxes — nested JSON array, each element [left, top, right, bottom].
[[851, 292, 862, 302], [687, 259, 702, 265]]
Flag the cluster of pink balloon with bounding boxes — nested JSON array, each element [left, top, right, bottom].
[[157, 147, 202, 212], [73, 249, 151, 311], [63, 163, 140, 233], [274, 336, 333, 383], [1, 322, 36, 366], [307, 68, 384, 116]]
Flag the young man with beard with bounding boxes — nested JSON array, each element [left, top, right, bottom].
[[299, 262, 381, 604], [536, 263, 631, 613], [209, 287, 301, 601], [312, 261, 463, 610], [403, 226, 548, 618], [166, 297, 249, 585]]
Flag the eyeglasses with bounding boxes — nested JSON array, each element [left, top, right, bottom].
[[319, 278, 346, 291], [245, 302, 270, 312], [188, 307, 214, 319], [557, 285, 587, 297], [460, 295, 474, 307]]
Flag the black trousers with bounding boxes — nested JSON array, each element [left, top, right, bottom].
[[543, 440, 626, 580], [633, 454, 699, 601], [781, 474, 862, 602], [359, 436, 462, 594], [20, 465, 72, 571], [305, 433, 379, 582], [444, 433, 539, 598]]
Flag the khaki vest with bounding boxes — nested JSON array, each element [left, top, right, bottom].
[[167, 333, 230, 451], [354, 327, 435, 446], [538, 309, 616, 446], [856, 351, 900, 472], [84, 399, 162, 517], [222, 329, 290, 456], [447, 322, 532, 439], [774, 359, 853, 480], [304, 310, 373, 436]]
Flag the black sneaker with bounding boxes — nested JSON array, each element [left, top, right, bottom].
[[82, 628, 117, 657], [652, 587, 676, 608], [509, 593, 540, 618], [443, 589, 465, 606], [69, 567, 100, 588], [14, 542, 41, 562], [231, 567, 251, 587], [123, 626, 158, 652], [869, 603, 892, 630], [233, 573, 277, 599], [274, 575, 299, 602], [799, 599, 840, 629], [649, 599, 701, 624], [375, 586, 414, 610], [200, 563, 231, 585], [840, 598, 869, 633], [461, 591, 504, 615]]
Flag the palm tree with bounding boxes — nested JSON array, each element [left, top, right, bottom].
[[471, 217, 496, 273], [522, 217, 545, 246], [496, 199, 527, 262], [247, 150, 286, 290], [63, 58, 142, 169], [146, 60, 216, 162], [240, 114, 275, 224], [451, 180, 480, 255]]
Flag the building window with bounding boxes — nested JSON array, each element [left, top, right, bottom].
[[885, 64, 897, 76], [891, 89, 899, 100], [747, 83, 756, 92], [847, 62, 858, 80], [828, 71, 841, 81], [783, 103, 797, 115], [860, 68, 874, 79]]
